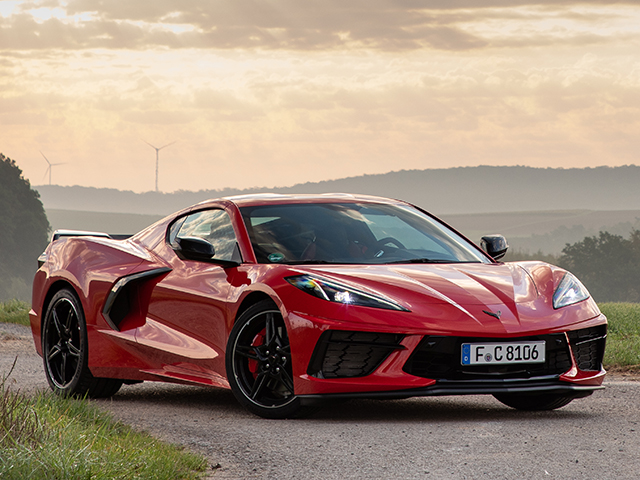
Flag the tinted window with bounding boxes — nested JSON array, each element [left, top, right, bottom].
[[240, 203, 489, 265], [171, 209, 239, 262]]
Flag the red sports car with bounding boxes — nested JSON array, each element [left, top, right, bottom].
[[30, 194, 607, 418]]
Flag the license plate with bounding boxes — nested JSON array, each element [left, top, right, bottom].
[[461, 341, 545, 365]]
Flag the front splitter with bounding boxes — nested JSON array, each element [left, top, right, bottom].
[[298, 376, 603, 405]]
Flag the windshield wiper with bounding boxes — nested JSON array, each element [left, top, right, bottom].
[[285, 260, 342, 265], [385, 258, 456, 264]]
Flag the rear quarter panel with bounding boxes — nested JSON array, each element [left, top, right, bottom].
[[29, 236, 167, 363]]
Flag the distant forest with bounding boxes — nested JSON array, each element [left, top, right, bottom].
[[507, 230, 640, 303], [0, 153, 49, 301], [505, 220, 640, 256]]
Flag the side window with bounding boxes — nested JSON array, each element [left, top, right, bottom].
[[170, 209, 240, 262], [167, 216, 187, 246]]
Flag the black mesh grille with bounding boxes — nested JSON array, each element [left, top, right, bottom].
[[567, 325, 607, 371], [403, 333, 572, 381], [308, 331, 405, 379]]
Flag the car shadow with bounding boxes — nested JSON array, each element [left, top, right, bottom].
[[97, 382, 244, 412], [308, 396, 597, 423], [95, 381, 599, 424]]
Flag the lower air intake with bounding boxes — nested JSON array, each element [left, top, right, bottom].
[[308, 331, 405, 379], [567, 325, 607, 371]]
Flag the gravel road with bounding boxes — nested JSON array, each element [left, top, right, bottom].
[[2, 322, 639, 480]]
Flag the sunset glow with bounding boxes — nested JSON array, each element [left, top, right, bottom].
[[1, 1, 639, 192]]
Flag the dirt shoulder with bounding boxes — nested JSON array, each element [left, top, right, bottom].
[[1, 323, 36, 353]]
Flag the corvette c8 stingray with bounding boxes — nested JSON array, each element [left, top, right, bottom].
[[30, 193, 607, 418]]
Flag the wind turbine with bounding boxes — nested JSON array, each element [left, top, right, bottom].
[[40, 151, 65, 186], [143, 140, 176, 192]]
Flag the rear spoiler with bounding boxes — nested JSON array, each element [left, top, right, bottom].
[[38, 230, 133, 268], [51, 229, 133, 241]]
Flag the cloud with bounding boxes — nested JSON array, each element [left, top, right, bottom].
[[2, 1, 639, 193], [191, 89, 265, 121], [122, 110, 194, 124], [3, 0, 635, 52], [0, 111, 50, 125]]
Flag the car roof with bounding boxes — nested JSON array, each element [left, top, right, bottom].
[[192, 193, 409, 209]]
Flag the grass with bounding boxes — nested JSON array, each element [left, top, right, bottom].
[[600, 302, 640, 372], [0, 366, 208, 480], [0, 300, 30, 326], [0, 301, 210, 479]]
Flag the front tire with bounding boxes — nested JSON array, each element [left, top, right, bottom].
[[42, 289, 122, 398], [493, 393, 575, 411], [226, 300, 306, 418]]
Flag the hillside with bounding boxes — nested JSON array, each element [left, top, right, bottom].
[[35, 165, 640, 216], [46, 210, 164, 235], [442, 209, 640, 255]]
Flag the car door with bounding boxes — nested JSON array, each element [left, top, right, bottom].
[[139, 207, 243, 387]]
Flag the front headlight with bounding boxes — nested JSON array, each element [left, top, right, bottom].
[[552, 272, 590, 309], [285, 274, 409, 311]]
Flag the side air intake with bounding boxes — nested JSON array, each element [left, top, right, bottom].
[[102, 267, 171, 331]]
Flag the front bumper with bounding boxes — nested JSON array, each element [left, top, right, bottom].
[[288, 311, 608, 397]]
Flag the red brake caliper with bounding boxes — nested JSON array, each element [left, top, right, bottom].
[[248, 329, 266, 378]]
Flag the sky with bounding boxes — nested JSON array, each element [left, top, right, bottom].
[[1, 1, 639, 193]]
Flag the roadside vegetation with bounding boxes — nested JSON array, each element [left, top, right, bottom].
[[600, 303, 640, 372], [0, 365, 207, 480], [0, 300, 30, 326]]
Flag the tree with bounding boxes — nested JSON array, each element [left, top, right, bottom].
[[557, 230, 640, 303], [0, 153, 50, 301]]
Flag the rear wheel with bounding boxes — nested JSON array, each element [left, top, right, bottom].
[[493, 393, 575, 411], [226, 300, 310, 418], [42, 289, 122, 398]]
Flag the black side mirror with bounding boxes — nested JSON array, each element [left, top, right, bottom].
[[175, 236, 215, 261], [481, 234, 508, 260]]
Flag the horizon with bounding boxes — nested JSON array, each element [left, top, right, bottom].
[[2, 1, 639, 193], [29, 163, 640, 195], [32, 164, 640, 218]]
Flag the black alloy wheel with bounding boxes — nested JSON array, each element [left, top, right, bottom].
[[226, 300, 309, 418], [42, 289, 122, 398]]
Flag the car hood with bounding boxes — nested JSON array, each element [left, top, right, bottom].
[[292, 262, 601, 334], [304, 263, 537, 306]]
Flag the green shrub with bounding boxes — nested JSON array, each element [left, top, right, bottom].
[[0, 300, 30, 326]]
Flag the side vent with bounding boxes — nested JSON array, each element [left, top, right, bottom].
[[102, 267, 171, 331]]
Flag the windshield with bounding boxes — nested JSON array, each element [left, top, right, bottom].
[[240, 202, 490, 265]]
